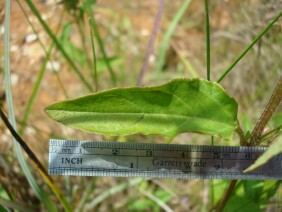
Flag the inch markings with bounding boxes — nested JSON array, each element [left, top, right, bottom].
[[48, 139, 282, 180]]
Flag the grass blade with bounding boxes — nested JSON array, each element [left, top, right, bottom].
[[3, 1, 57, 210], [24, 0, 93, 92], [17, 0, 68, 98], [217, 11, 282, 83], [204, 0, 211, 81], [204, 1, 215, 209], [0, 197, 37, 211], [17, 0, 65, 134], [177, 52, 198, 78], [75, 179, 96, 211], [85, 178, 142, 209], [89, 18, 98, 92], [156, 0, 192, 75], [89, 17, 117, 86], [138, 188, 173, 212], [19, 45, 54, 132]]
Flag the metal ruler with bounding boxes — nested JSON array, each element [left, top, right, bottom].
[[48, 139, 282, 180]]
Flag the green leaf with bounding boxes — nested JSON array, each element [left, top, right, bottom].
[[244, 135, 282, 172], [96, 56, 123, 74], [261, 180, 281, 199], [0, 204, 6, 212], [212, 180, 230, 206], [59, 22, 88, 67], [243, 181, 264, 202], [155, 189, 173, 203], [80, 0, 97, 13], [128, 199, 152, 211], [45, 78, 238, 140], [224, 180, 281, 211], [271, 112, 282, 127]]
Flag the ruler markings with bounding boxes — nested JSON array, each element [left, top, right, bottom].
[[48, 167, 281, 180], [48, 139, 282, 179]]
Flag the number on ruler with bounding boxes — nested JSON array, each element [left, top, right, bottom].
[[213, 152, 220, 159], [180, 152, 186, 158], [146, 149, 153, 156], [112, 149, 119, 155], [50, 147, 57, 153], [245, 153, 251, 159]]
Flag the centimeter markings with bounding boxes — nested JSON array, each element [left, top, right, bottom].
[[48, 139, 282, 180]]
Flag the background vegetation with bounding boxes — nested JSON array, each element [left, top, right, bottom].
[[0, 0, 281, 211]]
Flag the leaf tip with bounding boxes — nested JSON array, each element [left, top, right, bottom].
[[243, 165, 255, 173]]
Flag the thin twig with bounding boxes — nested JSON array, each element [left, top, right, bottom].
[[204, 0, 210, 81], [215, 180, 237, 212], [0, 109, 72, 211], [137, 0, 165, 86], [0, 109, 47, 176], [250, 77, 282, 145]]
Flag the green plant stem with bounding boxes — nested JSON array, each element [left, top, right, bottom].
[[204, 1, 213, 207], [204, 0, 210, 81], [137, 0, 165, 86], [24, 0, 93, 92], [236, 125, 247, 146], [217, 11, 282, 83], [89, 18, 98, 92], [88, 17, 117, 86], [157, 0, 192, 75], [0, 109, 72, 212], [215, 180, 237, 212], [17, 0, 68, 98], [250, 77, 282, 145], [76, 18, 93, 70], [17, 0, 66, 135]]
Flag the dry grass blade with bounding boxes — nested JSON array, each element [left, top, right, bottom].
[[0, 109, 72, 211]]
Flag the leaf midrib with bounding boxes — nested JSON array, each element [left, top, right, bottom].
[[47, 109, 236, 127]]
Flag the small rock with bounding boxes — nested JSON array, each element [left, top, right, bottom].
[[47, 60, 61, 72], [24, 33, 38, 43]]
